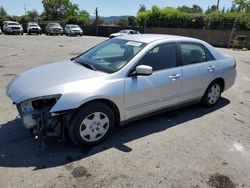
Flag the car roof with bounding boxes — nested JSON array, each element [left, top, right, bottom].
[[5, 21, 18, 24], [28, 22, 38, 24], [120, 29, 135, 32], [48, 23, 60, 25], [118, 34, 197, 44]]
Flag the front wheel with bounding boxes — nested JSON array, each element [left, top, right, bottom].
[[68, 102, 115, 146], [201, 82, 222, 107]]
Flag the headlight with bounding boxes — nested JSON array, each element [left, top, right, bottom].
[[31, 95, 61, 111]]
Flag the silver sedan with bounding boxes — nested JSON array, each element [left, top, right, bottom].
[[6, 34, 236, 146]]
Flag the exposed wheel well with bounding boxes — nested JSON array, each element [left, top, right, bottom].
[[74, 99, 120, 126], [211, 78, 225, 92]]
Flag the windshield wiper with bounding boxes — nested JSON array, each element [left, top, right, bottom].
[[74, 59, 96, 71]]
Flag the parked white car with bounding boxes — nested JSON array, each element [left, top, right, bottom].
[[27, 22, 42, 35], [6, 34, 236, 146], [0, 28, 2, 35], [109, 29, 140, 38], [3, 21, 23, 35], [64, 24, 83, 36]]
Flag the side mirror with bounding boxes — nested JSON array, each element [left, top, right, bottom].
[[134, 65, 153, 76]]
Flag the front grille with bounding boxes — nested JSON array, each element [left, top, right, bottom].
[[11, 27, 20, 30]]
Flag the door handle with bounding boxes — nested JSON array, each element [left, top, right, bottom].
[[169, 74, 181, 80], [208, 65, 216, 72]]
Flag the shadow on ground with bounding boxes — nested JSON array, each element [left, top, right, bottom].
[[0, 98, 230, 170]]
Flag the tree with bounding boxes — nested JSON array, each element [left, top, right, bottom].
[[64, 10, 90, 24], [0, 5, 7, 16], [178, 5, 203, 13], [138, 4, 146, 13], [205, 5, 218, 14], [192, 5, 203, 13], [42, 0, 79, 20], [128, 16, 136, 26], [26, 9, 39, 21], [234, 0, 250, 12], [117, 19, 128, 26]]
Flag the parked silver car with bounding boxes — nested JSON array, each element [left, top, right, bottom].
[[64, 24, 83, 36], [109, 29, 140, 38], [45, 23, 63, 35], [6, 34, 236, 146], [27, 22, 42, 35]]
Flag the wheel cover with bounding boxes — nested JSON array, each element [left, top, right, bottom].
[[79, 112, 110, 142], [207, 84, 220, 104]]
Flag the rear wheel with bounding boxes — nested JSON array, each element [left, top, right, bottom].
[[201, 82, 222, 107], [68, 102, 115, 146]]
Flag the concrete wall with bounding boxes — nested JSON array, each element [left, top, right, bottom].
[[145, 27, 250, 48]]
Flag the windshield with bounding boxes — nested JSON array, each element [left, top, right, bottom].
[[70, 25, 78, 28], [50, 23, 60, 27], [30, 24, 38, 27], [75, 39, 146, 73], [8, 23, 19, 26], [119, 30, 128, 33]]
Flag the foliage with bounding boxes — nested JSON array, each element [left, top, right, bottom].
[[128, 16, 136, 26], [178, 5, 203, 13], [136, 6, 204, 29], [138, 4, 146, 13], [205, 5, 218, 14], [234, 0, 250, 12], [42, 0, 78, 20], [64, 10, 91, 25], [136, 5, 250, 30], [26, 9, 39, 21], [0, 6, 7, 16], [117, 19, 128, 26], [205, 12, 250, 30]]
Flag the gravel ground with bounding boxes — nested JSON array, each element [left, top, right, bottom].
[[0, 35, 249, 188]]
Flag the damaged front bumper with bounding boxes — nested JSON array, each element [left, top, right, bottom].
[[15, 95, 72, 141]]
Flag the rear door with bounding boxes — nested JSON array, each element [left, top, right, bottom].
[[124, 42, 182, 120], [179, 42, 218, 103]]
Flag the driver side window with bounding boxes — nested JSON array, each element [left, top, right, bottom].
[[137, 43, 178, 71]]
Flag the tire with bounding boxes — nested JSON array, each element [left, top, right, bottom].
[[201, 81, 222, 107], [68, 102, 115, 146]]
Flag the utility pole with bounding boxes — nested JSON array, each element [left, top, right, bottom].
[[95, 7, 99, 36], [217, 0, 220, 10], [24, 4, 27, 15]]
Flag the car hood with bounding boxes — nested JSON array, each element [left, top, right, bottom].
[[10, 25, 21, 28], [6, 61, 107, 103], [71, 28, 82, 31], [50, 26, 62, 29], [29, 26, 40, 29]]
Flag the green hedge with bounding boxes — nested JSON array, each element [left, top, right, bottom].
[[136, 6, 250, 30]]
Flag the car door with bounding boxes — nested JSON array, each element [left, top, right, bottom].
[[124, 42, 182, 120], [179, 42, 218, 103]]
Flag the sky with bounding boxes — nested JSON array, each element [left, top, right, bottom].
[[0, 0, 234, 17]]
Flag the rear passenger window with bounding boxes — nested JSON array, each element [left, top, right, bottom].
[[180, 43, 208, 66], [137, 43, 177, 71]]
